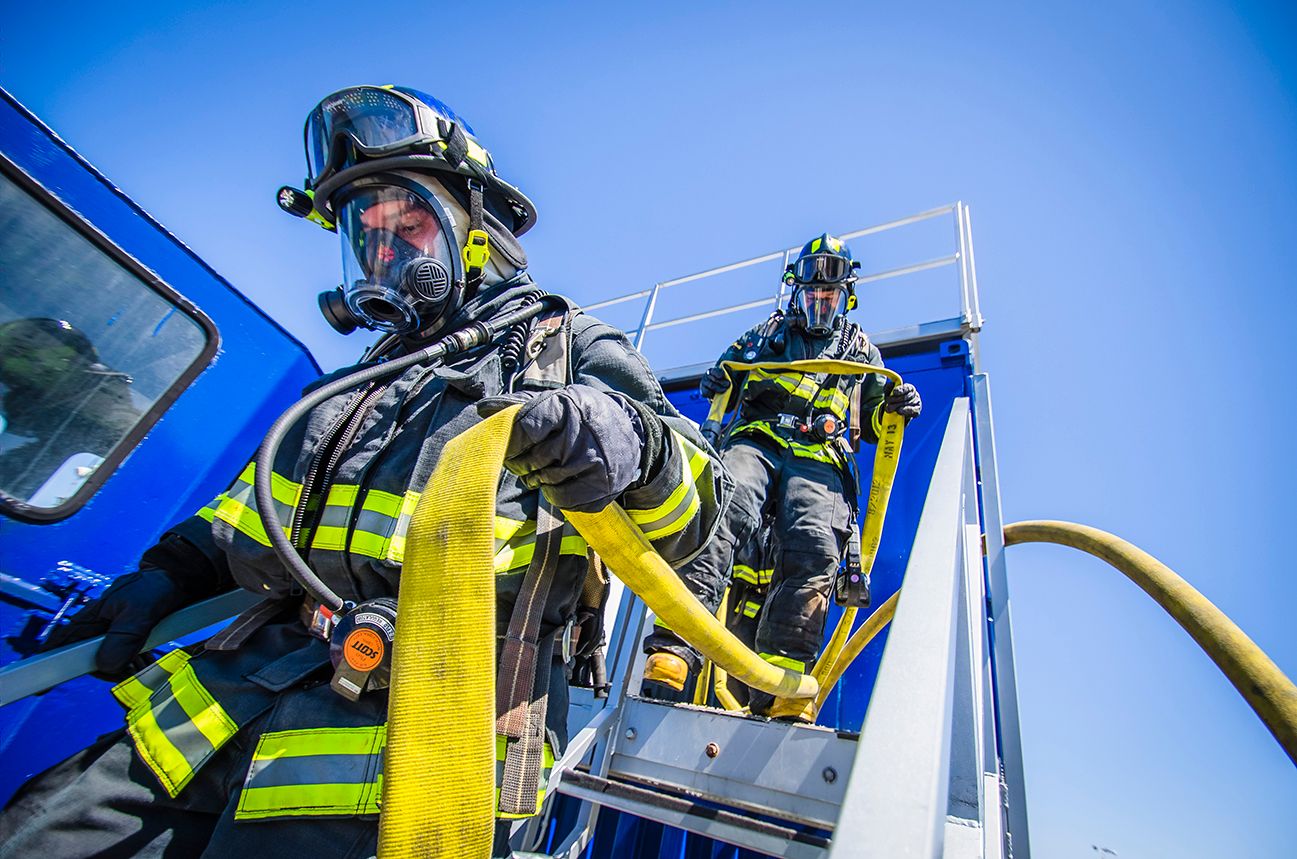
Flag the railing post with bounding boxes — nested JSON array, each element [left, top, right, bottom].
[[633, 283, 662, 351], [954, 201, 973, 327]]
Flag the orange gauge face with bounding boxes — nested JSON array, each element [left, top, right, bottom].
[[344, 628, 384, 672]]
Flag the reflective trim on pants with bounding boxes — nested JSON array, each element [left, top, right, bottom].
[[113, 652, 239, 798], [236, 726, 386, 820]]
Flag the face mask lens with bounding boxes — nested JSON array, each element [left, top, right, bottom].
[[796, 285, 848, 333], [337, 183, 458, 333], [305, 88, 422, 185]]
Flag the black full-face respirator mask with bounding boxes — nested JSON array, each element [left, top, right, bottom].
[[315, 173, 469, 339], [785, 254, 861, 338]]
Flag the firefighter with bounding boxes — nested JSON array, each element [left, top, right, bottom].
[[0, 85, 725, 857], [642, 233, 921, 721]]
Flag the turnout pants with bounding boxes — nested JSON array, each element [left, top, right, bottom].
[[645, 436, 853, 712]]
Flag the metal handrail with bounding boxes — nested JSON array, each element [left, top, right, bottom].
[[0, 589, 261, 707], [587, 203, 980, 353]]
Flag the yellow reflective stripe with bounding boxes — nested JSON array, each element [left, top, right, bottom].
[[112, 649, 190, 711], [236, 726, 386, 820], [347, 529, 389, 558], [494, 534, 588, 575], [170, 663, 239, 751], [238, 783, 380, 820], [310, 525, 349, 551], [121, 662, 237, 798], [361, 487, 406, 518], [760, 653, 806, 672], [733, 564, 759, 585], [255, 726, 387, 758], [383, 491, 422, 564], [739, 422, 841, 465], [124, 697, 195, 797], [233, 462, 301, 507], [751, 368, 817, 400], [465, 138, 490, 169], [742, 600, 761, 618], [214, 496, 278, 546], [814, 387, 850, 418], [324, 483, 359, 507], [495, 516, 533, 542], [196, 494, 224, 523], [626, 431, 709, 542]]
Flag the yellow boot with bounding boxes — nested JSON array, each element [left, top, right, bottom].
[[761, 696, 818, 724], [642, 652, 689, 692]]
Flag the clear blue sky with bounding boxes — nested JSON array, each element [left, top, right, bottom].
[[5, 1, 1296, 854]]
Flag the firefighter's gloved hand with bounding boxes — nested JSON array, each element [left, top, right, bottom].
[[699, 367, 731, 399], [40, 569, 191, 677], [479, 384, 645, 513], [884, 383, 922, 419]]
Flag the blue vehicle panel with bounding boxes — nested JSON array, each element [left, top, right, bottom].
[[0, 89, 320, 802]]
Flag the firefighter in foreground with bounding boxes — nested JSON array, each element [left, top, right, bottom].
[[642, 234, 922, 721], [0, 85, 724, 857]]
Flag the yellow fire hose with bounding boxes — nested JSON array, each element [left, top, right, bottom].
[[380, 405, 822, 857], [700, 359, 906, 711], [709, 587, 746, 712], [1003, 521, 1297, 767], [814, 591, 901, 710], [812, 605, 859, 689]]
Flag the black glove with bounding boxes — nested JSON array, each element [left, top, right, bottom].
[[699, 366, 731, 399], [478, 384, 646, 513], [40, 569, 191, 677], [884, 382, 922, 419]]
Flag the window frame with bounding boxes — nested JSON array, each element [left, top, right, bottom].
[[0, 154, 221, 524]]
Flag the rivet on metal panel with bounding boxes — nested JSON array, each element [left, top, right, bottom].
[[704, 742, 720, 758], [822, 767, 837, 783], [625, 728, 637, 741]]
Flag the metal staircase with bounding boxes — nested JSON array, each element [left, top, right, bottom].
[[533, 203, 1030, 858]]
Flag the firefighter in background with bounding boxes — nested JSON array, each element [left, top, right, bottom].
[[0, 85, 725, 857], [642, 234, 922, 722]]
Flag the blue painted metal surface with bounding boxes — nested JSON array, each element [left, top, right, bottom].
[[0, 89, 320, 802]]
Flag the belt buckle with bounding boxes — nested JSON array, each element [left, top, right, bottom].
[[560, 618, 576, 663], [776, 413, 797, 429], [308, 604, 338, 640]]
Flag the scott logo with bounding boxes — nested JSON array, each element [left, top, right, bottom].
[[351, 640, 379, 658], [343, 628, 384, 671]]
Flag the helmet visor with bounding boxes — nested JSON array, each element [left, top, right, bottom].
[[794, 284, 849, 334], [791, 253, 853, 285], [306, 87, 428, 187], [337, 183, 458, 332]]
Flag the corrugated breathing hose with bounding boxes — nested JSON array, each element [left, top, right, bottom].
[[1003, 520, 1297, 767]]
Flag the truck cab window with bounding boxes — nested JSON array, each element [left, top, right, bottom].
[[0, 171, 211, 515]]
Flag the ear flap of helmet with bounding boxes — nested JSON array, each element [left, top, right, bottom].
[[483, 209, 527, 270]]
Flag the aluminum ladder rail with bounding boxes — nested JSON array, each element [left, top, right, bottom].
[[538, 400, 1018, 858]]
